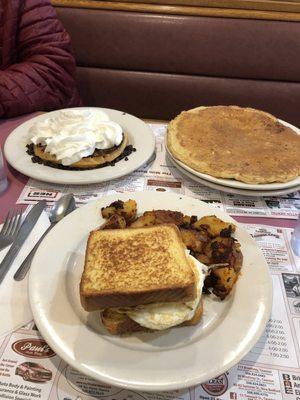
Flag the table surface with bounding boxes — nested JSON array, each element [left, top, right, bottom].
[[0, 112, 299, 399], [0, 112, 297, 229]]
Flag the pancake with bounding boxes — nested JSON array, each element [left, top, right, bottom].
[[167, 106, 300, 184], [33, 132, 128, 169]]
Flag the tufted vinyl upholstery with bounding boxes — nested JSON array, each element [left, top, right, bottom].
[[56, 6, 300, 126]]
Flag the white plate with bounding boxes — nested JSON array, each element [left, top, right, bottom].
[[167, 153, 300, 197], [29, 191, 272, 391], [166, 119, 300, 190], [4, 108, 155, 185]]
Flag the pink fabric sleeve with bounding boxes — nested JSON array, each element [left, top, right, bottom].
[[0, 0, 81, 118]]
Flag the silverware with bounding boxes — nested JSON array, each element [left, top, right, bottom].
[[0, 201, 46, 284], [14, 194, 76, 281], [0, 208, 23, 251]]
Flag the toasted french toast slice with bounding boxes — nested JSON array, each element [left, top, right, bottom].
[[80, 224, 197, 311]]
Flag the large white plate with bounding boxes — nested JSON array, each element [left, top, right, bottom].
[[29, 191, 272, 392], [167, 153, 300, 197], [4, 108, 155, 185], [166, 119, 300, 191]]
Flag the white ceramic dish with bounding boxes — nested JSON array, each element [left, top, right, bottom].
[[29, 191, 272, 391], [166, 119, 300, 191], [4, 108, 155, 185], [167, 153, 300, 197]]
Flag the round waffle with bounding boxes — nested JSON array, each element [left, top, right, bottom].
[[167, 106, 300, 184]]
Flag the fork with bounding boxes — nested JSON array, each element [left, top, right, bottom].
[[0, 209, 23, 251]]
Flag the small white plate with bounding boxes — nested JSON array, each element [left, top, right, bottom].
[[166, 119, 300, 191], [167, 153, 300, 197], [29, 191, 272, 392], [4, 108, 155, 185]]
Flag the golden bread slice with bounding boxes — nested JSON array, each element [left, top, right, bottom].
[[80, 224, 197, 311], [167, 106, 300, 184], [33, 133, 128, 168], [101, 299, 203, 335]]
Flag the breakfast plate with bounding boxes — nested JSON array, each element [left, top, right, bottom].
[[166, 119, 300, 191], [4, 108, 155, 185], [29, 191, 272, 391], [167, 153, 300, 197]]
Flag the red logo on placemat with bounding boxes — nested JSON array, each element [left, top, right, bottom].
[[12, 339, 55, 358], [202, 374, 229, 396]]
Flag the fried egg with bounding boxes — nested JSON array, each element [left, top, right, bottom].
[[125, 254, 206, 330]]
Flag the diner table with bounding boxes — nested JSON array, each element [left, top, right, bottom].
[[0, 112, 299, 400]]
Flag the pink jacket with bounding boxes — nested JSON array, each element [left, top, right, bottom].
[[0, 0, 81, 118]]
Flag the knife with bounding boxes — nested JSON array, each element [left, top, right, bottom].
[[14, 195, 76, 281], [0, 200, 46, 284]]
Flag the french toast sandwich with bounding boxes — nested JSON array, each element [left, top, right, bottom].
[[80, 199, 243, 335], [80, 224, 197, 311]]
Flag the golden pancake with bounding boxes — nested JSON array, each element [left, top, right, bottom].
[[33, 133, 128, 169], [167, 106, 300, 184]]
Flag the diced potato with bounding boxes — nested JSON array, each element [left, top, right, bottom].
[[204, 236, 235, 264], [179, 228, 207, 253], [129, 212, 156, 228], [209, 266, 239, 299], [202, 236, 243, 299], [192, 215, 236, 237], [181, 215, 191, 227], [195, 253, 211, 265], [213, 267, 238, 289], [152, 210, 184, 225], [129, 210, 183, 228], [101, 204, 119, 219], [101, 199, 137, 223], [122, 199, 138, 222], [100, 214, 127, 230]]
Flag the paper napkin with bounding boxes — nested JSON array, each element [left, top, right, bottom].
[[0, 211, 50, 338]]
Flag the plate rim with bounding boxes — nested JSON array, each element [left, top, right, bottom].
[[166, 118, 300, 190], [4, 107, 155, 185], [167, 152, 300, 197], [28, 191, 273, 391]]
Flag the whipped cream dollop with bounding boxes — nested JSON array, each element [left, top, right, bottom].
[[29, 108, 123, 166], [125, 253, 207, 330]]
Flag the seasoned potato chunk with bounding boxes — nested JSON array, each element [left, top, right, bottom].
[[181, 215, 191, 227], [179, 228, 208, 253], [152, 210, 184, 225], [195, 253, 210, 265], [101, 199, 137, 223], [193, 215, 236, 238], [122, 199, 138, 222], [203, 237, 234, 264], [203, 237, 242, 270], [129, 210, 183, 228], [129, 212, 156, 228], [203, 237, 243, 299], [204, 266, 239, 300], [100, 214, 127, 230]]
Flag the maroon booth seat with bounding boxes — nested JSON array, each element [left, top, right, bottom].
[[55, 7, 300, 126]]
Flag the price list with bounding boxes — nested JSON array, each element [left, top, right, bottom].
[[245, 276, 298, 368]]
